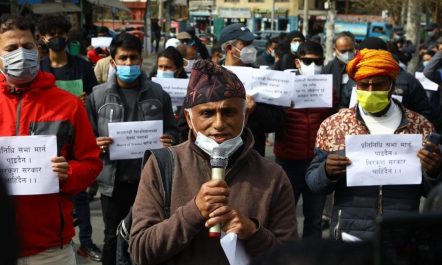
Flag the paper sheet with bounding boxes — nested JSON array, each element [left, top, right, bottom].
[[220, 233, 250, 265]]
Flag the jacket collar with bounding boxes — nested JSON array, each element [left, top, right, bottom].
[[0, 71, 55, 95], [353, 98, 409, 131]]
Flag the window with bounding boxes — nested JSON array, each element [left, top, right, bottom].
[[248, 0, 264, 2], [225, 0, 239, 2], [275, 0, 289, 2]]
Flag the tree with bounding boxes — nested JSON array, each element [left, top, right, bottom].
[[352, 0, 404, 25], [423, 0, 442, 24], [406, 0, 422, 74]]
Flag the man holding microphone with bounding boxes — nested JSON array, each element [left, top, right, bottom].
[[129, 60, 298, 265]]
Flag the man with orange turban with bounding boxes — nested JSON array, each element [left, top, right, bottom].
[[305, 48, 442, 240]]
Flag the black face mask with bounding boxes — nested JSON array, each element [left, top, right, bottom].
[[47, 36, 67, 52]]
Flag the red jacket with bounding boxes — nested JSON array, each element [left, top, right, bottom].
[[0, 71, 102, 256], [274, 107, 334, 160]]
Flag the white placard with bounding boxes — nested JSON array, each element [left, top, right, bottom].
[[349, 87, 403, 108], [248, 69, 293, 107], [224, 66, 253, 90], [345, 134, 422, 187], [108, 121, 163, 160], [0, 135, 58, 195], [152, 77, 189, 107], [292, 74, 333, 108], [91, 37, 113, 48], [415, 72, 439, 91]]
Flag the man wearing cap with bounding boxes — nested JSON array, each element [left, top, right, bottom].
[[218, 23, 285, 156], [425, 22, 440, 51], [130, 60, 298, 265], [186, 26, 210, 59], [306, 49, 442, 240]]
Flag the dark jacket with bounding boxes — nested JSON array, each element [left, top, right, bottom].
[[87, 74, 179, 196], [321, 57, 347, 108], [341, 69, 431, 120], [40, 53, 98, 94], [423, 51, 442, 132], [306, 102, 440, 240]]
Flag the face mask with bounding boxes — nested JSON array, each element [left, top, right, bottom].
[[0, 47, 40, 85], [234, 45, 257, 64], [356, 89, 391, 114], [336, 51, 355, 64], [269, 49, 275, 58], [184, 59, 195, 73], [116, 65, 141, 83], [157, 70, 175, 78], [299, 62, 322, 75], [187, 108, 245, 157], [423, 61, 430, 67], [47, 36, 67, 52], [291, 42, 300, 53]]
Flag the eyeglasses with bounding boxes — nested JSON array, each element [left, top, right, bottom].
[[356, 78, 392, 90], [300, 57, 324, 66]]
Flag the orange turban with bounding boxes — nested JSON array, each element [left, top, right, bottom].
[[346, 49, 400, 81]]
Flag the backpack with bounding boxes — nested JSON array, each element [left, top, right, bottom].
[[116, 147, 174, 265]]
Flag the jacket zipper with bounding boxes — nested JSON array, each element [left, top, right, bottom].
[[333, 209, 342, 239], [15, 95, 22, 135], [377, 185, 384, 215]]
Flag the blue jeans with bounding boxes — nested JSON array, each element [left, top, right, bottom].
[[74, 191, 93, 248], [276, 158, 326, 239]]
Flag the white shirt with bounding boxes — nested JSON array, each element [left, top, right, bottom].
[[358, 101, 402, 134]]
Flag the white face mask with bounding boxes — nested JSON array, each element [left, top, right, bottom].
[[187, 108, 245, 157], [423, 61, 430, 67], [234, 44, 257, 64], [184, 59, 195, 73], [336, 51, 355, 64], [299, 62, 322, 75]]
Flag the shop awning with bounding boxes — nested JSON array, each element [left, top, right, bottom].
[[86, 0, 130, 13], [31, 3, 81, 14]]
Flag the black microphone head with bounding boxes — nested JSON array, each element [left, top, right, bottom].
[[210, 147, 228, 168]]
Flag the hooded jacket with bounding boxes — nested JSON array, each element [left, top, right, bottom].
[[0, 71, 102, 256]]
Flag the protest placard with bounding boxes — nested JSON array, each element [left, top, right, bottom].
[[0, 135, 58, 195], [91, 37, 113, 48], [224, 66, 253, 90], [248, 69, 293, 107], [345, 134, 422, 187], [152, 77, 189, 107], [292, 74, 333, 108], [56, 79, 83, 96], [415, 72, 438, 91], [108, 120, 163, 160]]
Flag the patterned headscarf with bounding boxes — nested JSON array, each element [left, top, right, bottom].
[[346, 48, 400, 81], [183, 60, 246, 108]]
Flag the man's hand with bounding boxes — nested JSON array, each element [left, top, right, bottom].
[[79, 92, 87, 105], [325, 154, 351, 180], [160, 134, 174, 147], [195, 180, 229, 220], [418, 143, 441, 177], [246, 95, 256, 114], [96, 137, 113, 154], [51, 156, 69, 182], [206, 205, 257, 240]]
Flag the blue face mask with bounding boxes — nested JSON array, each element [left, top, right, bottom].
[[116, 65, 141, 83], [291, 42, 300, 53], [157, 70, 175, 78]]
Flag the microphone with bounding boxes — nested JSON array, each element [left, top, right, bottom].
[[209, 147, 228, 238]]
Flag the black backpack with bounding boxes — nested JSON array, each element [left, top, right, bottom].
[[116, 147, 174, 265]]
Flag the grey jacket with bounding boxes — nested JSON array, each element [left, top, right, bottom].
[[87, 74, 179, 196]]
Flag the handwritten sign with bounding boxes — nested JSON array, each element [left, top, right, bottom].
[[415, 72, 439, 91], [108, 120, 163, 160], [0, 135, 58, 195], [248, 69, 293, 107], [56, 79, 83, 96], [345, 134, 422, 187], [292, 74, 333, 108], [91, 37, 113, 48], [152, 77, 189, 107]]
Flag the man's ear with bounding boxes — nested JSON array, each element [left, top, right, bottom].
[[184, 108, 194, 132], [110, 58, 116, 68]]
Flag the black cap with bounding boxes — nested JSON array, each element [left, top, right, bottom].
[[426, 22, 439, 31], [219, 23, 254, 44], [358, 37, 387, 51], [287, 30, 305, 41]]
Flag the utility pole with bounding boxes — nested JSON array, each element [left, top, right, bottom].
[[159, 0, 163, 24], [302, 0, 309, 37], [400, 0, 408, 26], [325, 0, 336, 63], [405, 0, 421, 74], [271, 0, 275, 31], [144, 0, 152, 55]]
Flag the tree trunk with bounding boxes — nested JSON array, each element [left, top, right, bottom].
[[401, 0, 408, 26], [302, 0, 309, 37], [406, 0, 422, 74], [433, 0, 441, 24], [325, 1, 336, 64]]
